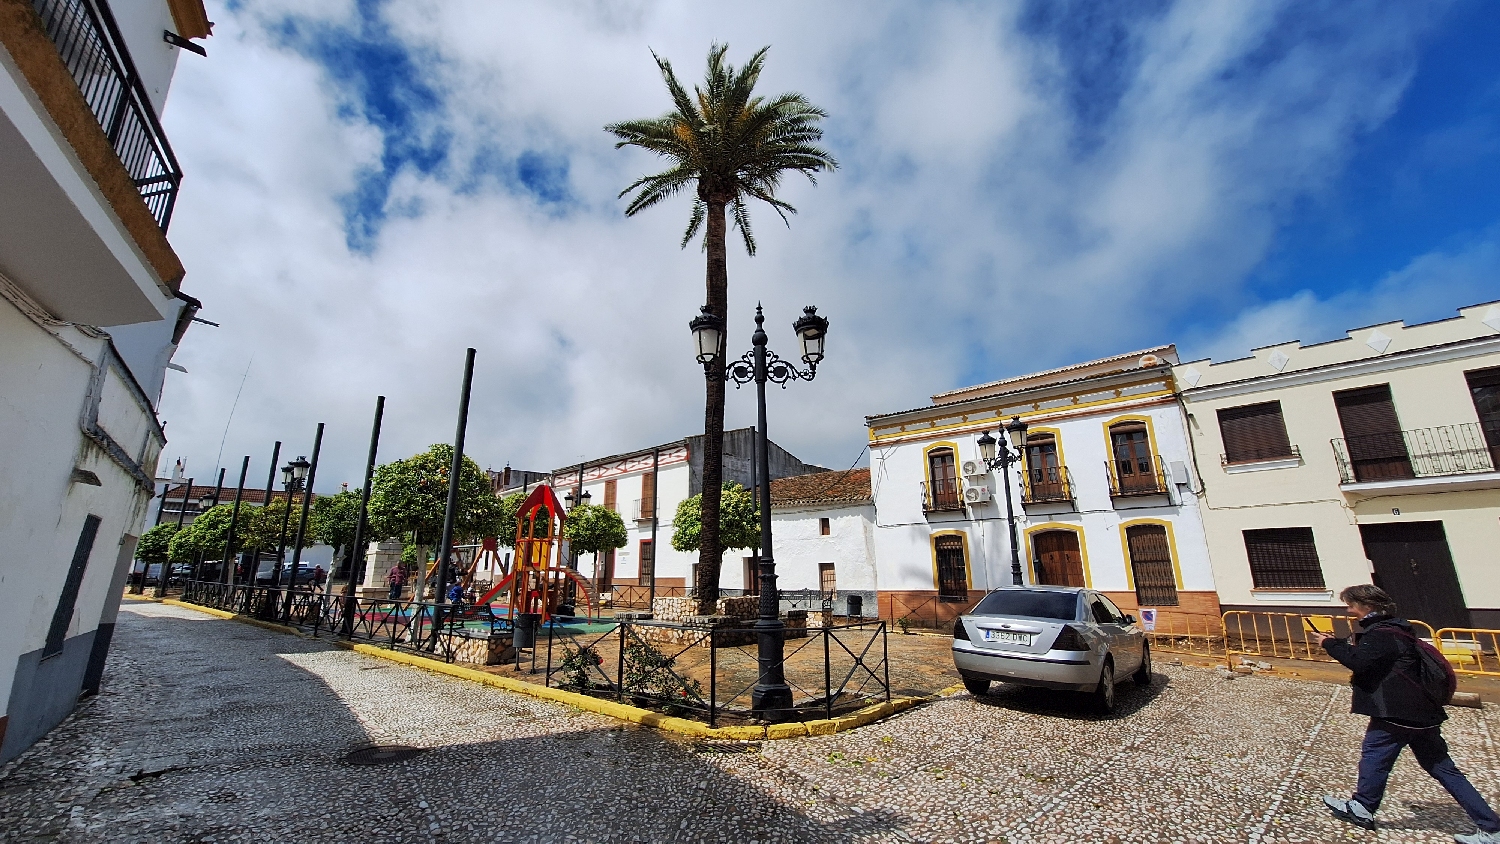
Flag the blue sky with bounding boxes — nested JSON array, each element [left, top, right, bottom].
[[155, 0, 1500, 486]]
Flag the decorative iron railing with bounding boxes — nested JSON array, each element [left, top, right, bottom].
[[1022, 466, 1075, 504], [32, 0, 183, 231], [1331, 423, 1496, 484], [920, 480, 963, 512], [1105, 455, 1169, 496]]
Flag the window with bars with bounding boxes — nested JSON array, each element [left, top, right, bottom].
[[1243, 527, 1326, 589], [934, 535, 968, 602], [819, 562, 837, 595], [638, 539, 654, 587], [1218, 401, 1295, 464]]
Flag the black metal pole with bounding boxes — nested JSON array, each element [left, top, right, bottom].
[[284, 423, 324, 620], [749, 309, 792, 717], [341, 396, 384, 637], [272, 479, 294, 590], [648, 446, 659, 607], [252, 441, 281, 607], [433, 349, 476, 631], [195, 467, 225, 583], [222, 456, 249, 587], [1003, 447, 1023, 586], [156, 477, 191, 598]]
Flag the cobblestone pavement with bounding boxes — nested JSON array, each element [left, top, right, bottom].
[[3, 602, 1498, 843]]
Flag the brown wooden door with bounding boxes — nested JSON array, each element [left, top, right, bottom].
[[1032, 530, 1085, 587], [928, 449, 958, 508], [1026, 436, 1065, 500], [637, 540, 654, 587], [1360, 522, 1468, 630], [819, 563, 837, 596], [934, 535, 968, 602], [1334, 385, 1413, 481], [1110, 426, 1156, 492], [1126, 525, 1178, 606]]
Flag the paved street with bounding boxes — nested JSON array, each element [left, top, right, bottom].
[[3, 602, 1499, 843]]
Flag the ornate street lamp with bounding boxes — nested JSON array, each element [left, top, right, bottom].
[[693, 303, 828, 719], [976, 415, 1029, 586]]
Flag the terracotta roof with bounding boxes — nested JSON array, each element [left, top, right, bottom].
[[158, 484, 315, 506], [770, 468, 871, 507]]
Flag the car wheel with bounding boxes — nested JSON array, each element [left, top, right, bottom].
[[963, 677, 990, 697], [1093, 659, 1116, 715], [1133, 643, 1152, 688]]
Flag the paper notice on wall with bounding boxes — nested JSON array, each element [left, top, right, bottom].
[[1139, 608, 1157, 632]]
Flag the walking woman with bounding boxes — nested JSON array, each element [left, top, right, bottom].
[[1315, 584, 1500, 842]]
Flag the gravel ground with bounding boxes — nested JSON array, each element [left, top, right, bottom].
[[1, 601, 1497, 843]]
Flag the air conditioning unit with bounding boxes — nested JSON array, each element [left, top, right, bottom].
[[961, 460, 985, 478], [964, 485, 991, 504]]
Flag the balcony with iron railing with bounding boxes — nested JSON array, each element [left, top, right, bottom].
[[1021, 466, 1075, 505], [32, 0, 182, 231], [1331, 423, 1498, 486], [920, 480, 964, 513], [631, 498, 655, 523], [1106, 455, 1170, 497]]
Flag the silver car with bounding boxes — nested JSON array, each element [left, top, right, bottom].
[[952, 586, 1151, 714]]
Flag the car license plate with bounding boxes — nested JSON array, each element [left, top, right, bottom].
[[983, 630, 1029, 645]]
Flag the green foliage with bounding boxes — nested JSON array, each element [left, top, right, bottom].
[[166, 503, 252, 563], [562, 503, 628, 556], [496, 492, 551, 546], [366, 445, 505, 542], [622, 638, 702, 713], [136, 523, 177, 564], [670, 483, 759, 553], [606, 44, 837, 255], [239, 498, 298, 551], [559, 645, 604, 690], [312, 490, 362, 551]]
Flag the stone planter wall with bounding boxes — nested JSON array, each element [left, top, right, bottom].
[[439, 633, 515, 666]]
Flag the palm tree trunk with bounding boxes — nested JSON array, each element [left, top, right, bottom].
[[695, 199, 729, 614]]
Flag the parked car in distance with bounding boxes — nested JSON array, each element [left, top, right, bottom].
[[952, 586, 1150, 714], [255, 561, 317, 585]]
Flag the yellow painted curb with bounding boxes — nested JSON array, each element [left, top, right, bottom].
[[153, 599, 930, 741], [161, 598, 235, 619]]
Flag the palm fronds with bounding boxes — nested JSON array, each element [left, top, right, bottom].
[[606, 43, 837, 253]]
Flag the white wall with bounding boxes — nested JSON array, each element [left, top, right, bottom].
[[111, 0, 186, 116], [768, 504, 877, 593]]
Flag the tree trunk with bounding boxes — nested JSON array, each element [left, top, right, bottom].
[[695, 199, 729, 614]]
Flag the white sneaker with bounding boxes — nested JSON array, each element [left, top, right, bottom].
[[1454, 831, 1500, 844], [1323, 795, 1376, 829]]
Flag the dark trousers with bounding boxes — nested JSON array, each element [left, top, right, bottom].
[[1354, 718, 1500, 832], [388, 583, 402, 600]]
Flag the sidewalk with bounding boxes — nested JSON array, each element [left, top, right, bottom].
[[3, 600, 1498, 842]]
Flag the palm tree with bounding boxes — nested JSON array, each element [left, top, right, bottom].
[[608, 44, 836, 613]]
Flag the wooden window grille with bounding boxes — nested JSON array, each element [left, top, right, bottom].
[[639, 471, 655, 520], [1125, 524, 1178, 606], [819, 517, 831, 536], [1243, 527, 1326, 590], [819, 563, 837, 595], [934, 535, 968, 602], [637, 540, 654, 588], [603, 479, 617, 512]]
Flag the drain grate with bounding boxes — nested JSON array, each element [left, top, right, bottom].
[[341, 745, 424, 766]]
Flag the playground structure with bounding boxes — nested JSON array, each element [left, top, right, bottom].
[[468, 484, 596, 622]]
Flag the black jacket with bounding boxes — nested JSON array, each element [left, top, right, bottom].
[[1322, 614, 1446, 728]]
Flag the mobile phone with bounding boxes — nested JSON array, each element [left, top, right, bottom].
[[1303, 616, 1335, 635]]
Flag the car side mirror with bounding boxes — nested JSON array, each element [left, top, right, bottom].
[[1123, 614, 1136, 624]]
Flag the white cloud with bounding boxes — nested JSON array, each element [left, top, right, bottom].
[[154, 0, 1460, 489]]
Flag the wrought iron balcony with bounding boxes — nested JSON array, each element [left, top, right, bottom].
[[1331, 423, 1497, 485], [33, 0, 182, 231], [1106, 455, 1170, 497], [920, 480, 963, 512], [1220, 444, 1302, 467], [631, 498, 655, 522], [1022, 466, 1075, 505]]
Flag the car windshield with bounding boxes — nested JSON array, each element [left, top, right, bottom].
[[971, 590, 1079, 621]]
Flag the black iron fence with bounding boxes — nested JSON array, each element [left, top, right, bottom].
[[1331, 423, 1495, 484], [173, 580, 889, 726], [540, 618, 890, 727], [32, 0, 183, 230]]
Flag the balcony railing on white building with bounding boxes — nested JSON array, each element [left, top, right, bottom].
[[33, 0, 182, 231], [1331, 423, 1498, 484]]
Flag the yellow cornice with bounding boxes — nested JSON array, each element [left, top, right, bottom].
[[868, 388, 1176, 445]]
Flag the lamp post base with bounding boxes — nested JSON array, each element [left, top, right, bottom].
[[751, 619, 793, 720]]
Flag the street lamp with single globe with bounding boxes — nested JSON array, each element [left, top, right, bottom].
[[976, 416, 1029, 586], [692, 303, 828, 719]]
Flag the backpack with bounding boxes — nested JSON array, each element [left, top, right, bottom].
[[1388, 628, 1458, 707]]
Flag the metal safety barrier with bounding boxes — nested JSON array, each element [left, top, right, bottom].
[[1432, 629, 1500, 676]]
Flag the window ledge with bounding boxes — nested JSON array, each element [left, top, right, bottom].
[[1223, 455, 1303, 474], [1249, 589, 1334, 603]]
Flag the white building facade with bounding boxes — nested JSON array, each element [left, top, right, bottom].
[[865, 348, 1220, 630], [0, 0, 209, 761]]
